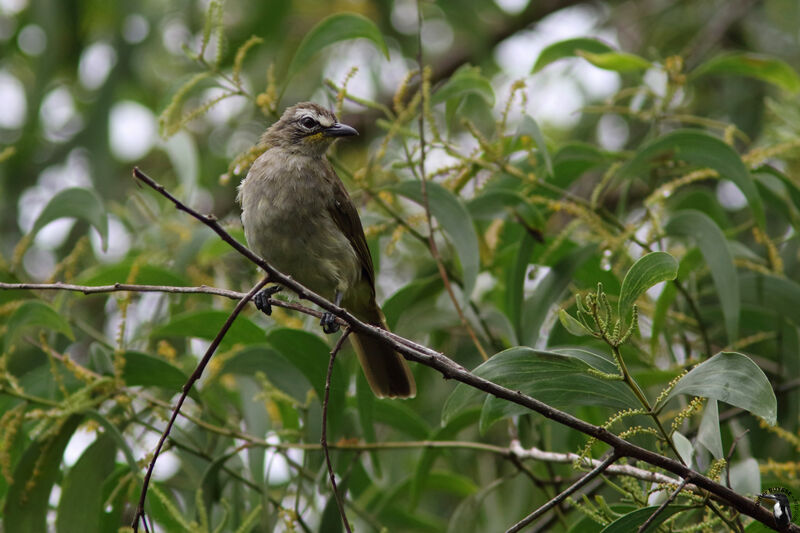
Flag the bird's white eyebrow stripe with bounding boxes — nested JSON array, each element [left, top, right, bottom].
[[293, 108, 334, 127]]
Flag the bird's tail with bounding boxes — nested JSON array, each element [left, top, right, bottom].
[[350, 309, 416, 399]]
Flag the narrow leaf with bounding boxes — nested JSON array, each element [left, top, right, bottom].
[[390, 180, 480, 299], [698, 399, 723, 460], [520, 244, 596, 346], [286, 13, 388, 80], [692, 52, 800, 92], [662, 352, 777, 425], [740, 273, 800, 327], [578, 50, 651, 72], [518, 114, 553, 177], [3, 416, 82, 533], [31, 188, 108, 251], [621, 129, 764, 227], [666, 210, 739, 343], [151, 310, 264, 346], [672, 432, 694, 466], [618, 252, 678, 330], [121, 351, 189, 393], [600, 505, 688, 532], [5, 300, 74, 352], [56, 436, 117, 533], [559, 309, 591, 336], [442, 347, 639, 428], [432, 65, 494, 107], [532, 37, 614, 73]]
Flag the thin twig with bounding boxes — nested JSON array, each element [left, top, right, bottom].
[[321, 328, 353, 533], [131, 276, 269, 532], [505, 452, 620, 533], [637, 477, 689, 533], [414, 1, 489, 360], [121, 167, 795, 532]]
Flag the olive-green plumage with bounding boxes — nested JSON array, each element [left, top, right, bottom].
[[238, 102, 416, 398]]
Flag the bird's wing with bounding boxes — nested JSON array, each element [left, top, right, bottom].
[[324, 162, 376, 289]]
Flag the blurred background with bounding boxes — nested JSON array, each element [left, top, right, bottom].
[[1, 0, 800, 531], [2, 0, 798, 281]]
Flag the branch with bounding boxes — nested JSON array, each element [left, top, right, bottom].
[[131, 275, 269, 532], [506, 452, 620, 533], [321, 328, 353, 533], [637, 476, 689, 533], [124, 167, 794, 531]]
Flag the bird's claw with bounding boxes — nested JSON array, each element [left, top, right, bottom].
[[254, 286, 282, 316], [320, 312, 340, 334]]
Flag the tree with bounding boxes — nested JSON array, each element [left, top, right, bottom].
[[1, 0, 799, 531]]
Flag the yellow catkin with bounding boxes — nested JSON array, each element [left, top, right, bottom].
[[758, 418, 800, 451], [752, 226, 784, 274]]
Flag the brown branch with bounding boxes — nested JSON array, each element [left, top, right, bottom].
[[0, 281, 332, 322], [125, 167, 794, 531], [506, 452, 620, 533], [414, 4, 489, 361], [131, 275, 269, 532], [638, 477, 689, 533], [321, 328, 353, 533]]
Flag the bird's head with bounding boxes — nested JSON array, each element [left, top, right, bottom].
[[261, 102, 358, 156]]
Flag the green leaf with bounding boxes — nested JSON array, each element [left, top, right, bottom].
[[3, 416, 82, 533], [84, 410, 139, 473], [692, 52, 800, 92], [30, 187, 108, 251], [559, 309, 592, 336], [506, 231, 537, 342], [442, 347, 639, 429], [578, 50, 651, 72], [432, 65, 494, 107], [532, 37, 614, 73], [390, 181, 480, 299], [552, 142, 608, 187], [521, 244, 596, 346], [600, 505, 688, 532], [78, 259, 190, 287], [740, 273, 800, 326], [697, 399, 723, 460], [56, 435, 117, 533], [265, 328, 347, 433], [621, 129, 764, 227], [411, 408, 479, 507], [5, 300, 74, 352], [373, 400, 430, 440], [662, 352, 777, 425], [729, 458, 761, 496], [286, 13, 388, 80], [618, 252, 678, 330], [666, 210, 738, 343], [121, 351, 189, 392], [672, 431, 694, 466], [518, 114, 553, 177], [383, 275, 441, 330], [151, 310, 264, 346]]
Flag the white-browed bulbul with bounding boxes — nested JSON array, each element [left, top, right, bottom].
[[238, 102, 416, 398]]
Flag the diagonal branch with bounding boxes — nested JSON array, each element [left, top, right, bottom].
[[126, 167, 794, 532], [131, 275, 269, 533], [505, 452, 620, 533], [321, 328, 353, 533]]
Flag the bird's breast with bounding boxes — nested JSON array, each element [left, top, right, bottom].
[[239, 153, 360, 298]]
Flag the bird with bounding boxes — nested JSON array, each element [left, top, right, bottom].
[[759, 492, 793, 529], [237, 102, 416, 398]]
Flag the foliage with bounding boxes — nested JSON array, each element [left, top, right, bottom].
[[1, 0, 800, 532]]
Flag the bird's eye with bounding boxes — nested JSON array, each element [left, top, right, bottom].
[[300, 117, 318, 129]]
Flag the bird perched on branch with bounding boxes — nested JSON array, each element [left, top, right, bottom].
[[238, 102, 416, 398]]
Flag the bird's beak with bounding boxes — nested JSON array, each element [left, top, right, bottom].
[[760, 494, 779, 502], [323, 122, 359, 137]]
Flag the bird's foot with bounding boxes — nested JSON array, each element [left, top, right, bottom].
[[254, 285, 282, 316], [320, 312, 340, 334]]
